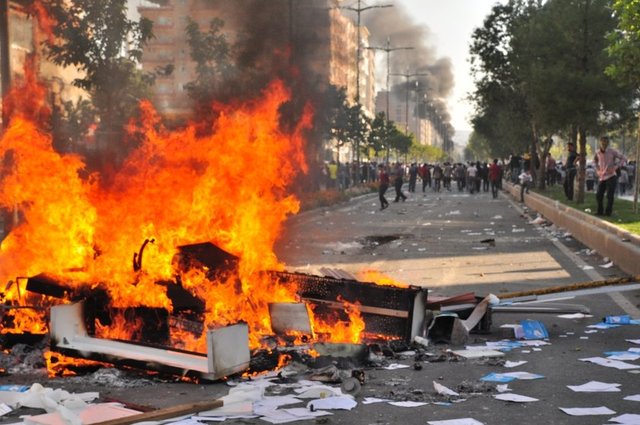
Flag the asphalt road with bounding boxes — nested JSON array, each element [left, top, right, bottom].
[[2, 185, 639, 425], [271, 184, 640, 424]]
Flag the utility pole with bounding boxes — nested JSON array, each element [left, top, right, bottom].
[[341, 0, 392, 185], [389, 70, 428, 136], [0, 0, 11, 130], [366, 38, 413, 163], [634, 112, 640, 213]]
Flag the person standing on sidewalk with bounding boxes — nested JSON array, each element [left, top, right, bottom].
[[518, 169, 532, 202], [563, 142, 577, 201], [378, 164, 390, 210], [594, 136, 626, 216]]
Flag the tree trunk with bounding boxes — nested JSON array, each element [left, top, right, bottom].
[[530, 123, 538, 187], [576, 126, 587, 204]]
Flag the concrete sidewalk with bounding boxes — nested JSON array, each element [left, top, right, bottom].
[[505, 182, 640, 276]]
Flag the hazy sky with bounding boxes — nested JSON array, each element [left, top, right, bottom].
[[396, 0, 502, 132]]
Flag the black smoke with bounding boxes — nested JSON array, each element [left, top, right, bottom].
[[361, 3, 455, 134]]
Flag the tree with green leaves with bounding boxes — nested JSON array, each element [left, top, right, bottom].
[[511, 0, 628, 198], [387, 125, 412, 159], [44, 0, 154, 162], [366, 112, 392, 160], [51, 98, 96, 153], [184, 17, 235, 115], [606, 0, 640, 90], [470, 0, 632, 201], [469, 1, 535, 160]]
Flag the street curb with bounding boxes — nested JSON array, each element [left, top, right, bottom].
[[504, 182, 640, 275]]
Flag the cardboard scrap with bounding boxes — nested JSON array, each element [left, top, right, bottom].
[[24, 403, 141, 425]]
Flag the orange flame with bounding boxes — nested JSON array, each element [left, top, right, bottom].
[[356, 270, 408, 288], [1, 65, 375, 355], [29, 2, 57, 44], [309, 299, 366, 344]]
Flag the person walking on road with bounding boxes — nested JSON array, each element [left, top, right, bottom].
[[393, 163, 407, 202], [594, 136, 626, 216], [563, 142, 577, 201], [378, 164, 390, 210], [408, 163, 418, 193], [488, 159, 501, 199]]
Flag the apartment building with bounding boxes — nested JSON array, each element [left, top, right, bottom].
[[0, 1, 85, 129], [138, 0, 377, 120]]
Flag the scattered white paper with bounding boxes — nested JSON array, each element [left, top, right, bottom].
[[504, 361, 527, 368], [519, 340, 550, 347], [383, 363, 411, 370], [294, 386, 342, 399], [434, 382, 459, 397], [600, 261, 614, 268], [558, 313, 593, 319], [500, 371, 544, 380], [256, 396, 302, 409], [452, 349, 504, 359], [623, 394, 640, 402], [494, 393, 539, 403], [580, 357, 640, 370], [427, 418, 484, 425], [607, 353, 640, 361], [607, 413, 640, 424], [559, 406, 616, 416], [259, 407, 331, 424], [197, 401, 254, 418], [388, 401, 428, 407], [307, 396, 356, 411], [0, 403, 12, 417], [567, 381, 621, 393], [588, 322, 620, 329], [581, 265, 594, 270], [166, 418, 210, 425], [585, 330, 598, 334], [362, 397, 390, 404], [496, 385, 511, 393]]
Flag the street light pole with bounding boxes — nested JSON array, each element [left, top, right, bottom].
[[341, 0, 392, 184], [389, 70, 428, 136], [366, 38, 413, 163]]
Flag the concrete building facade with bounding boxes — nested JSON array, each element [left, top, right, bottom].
[[138, 0, 377, 121]]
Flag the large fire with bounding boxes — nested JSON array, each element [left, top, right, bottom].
[[0, 63, 368, 354]]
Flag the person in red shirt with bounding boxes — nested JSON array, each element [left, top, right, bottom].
[[378, 164, 390, 210], [488, 158, 502, 199]]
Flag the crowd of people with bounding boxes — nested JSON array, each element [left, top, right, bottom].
[[322, 136, 635, 216]]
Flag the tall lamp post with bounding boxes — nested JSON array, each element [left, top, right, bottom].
[[341, 0, 392, 184], [389, 70, 428, 135], [366, 37, 413, 163]]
